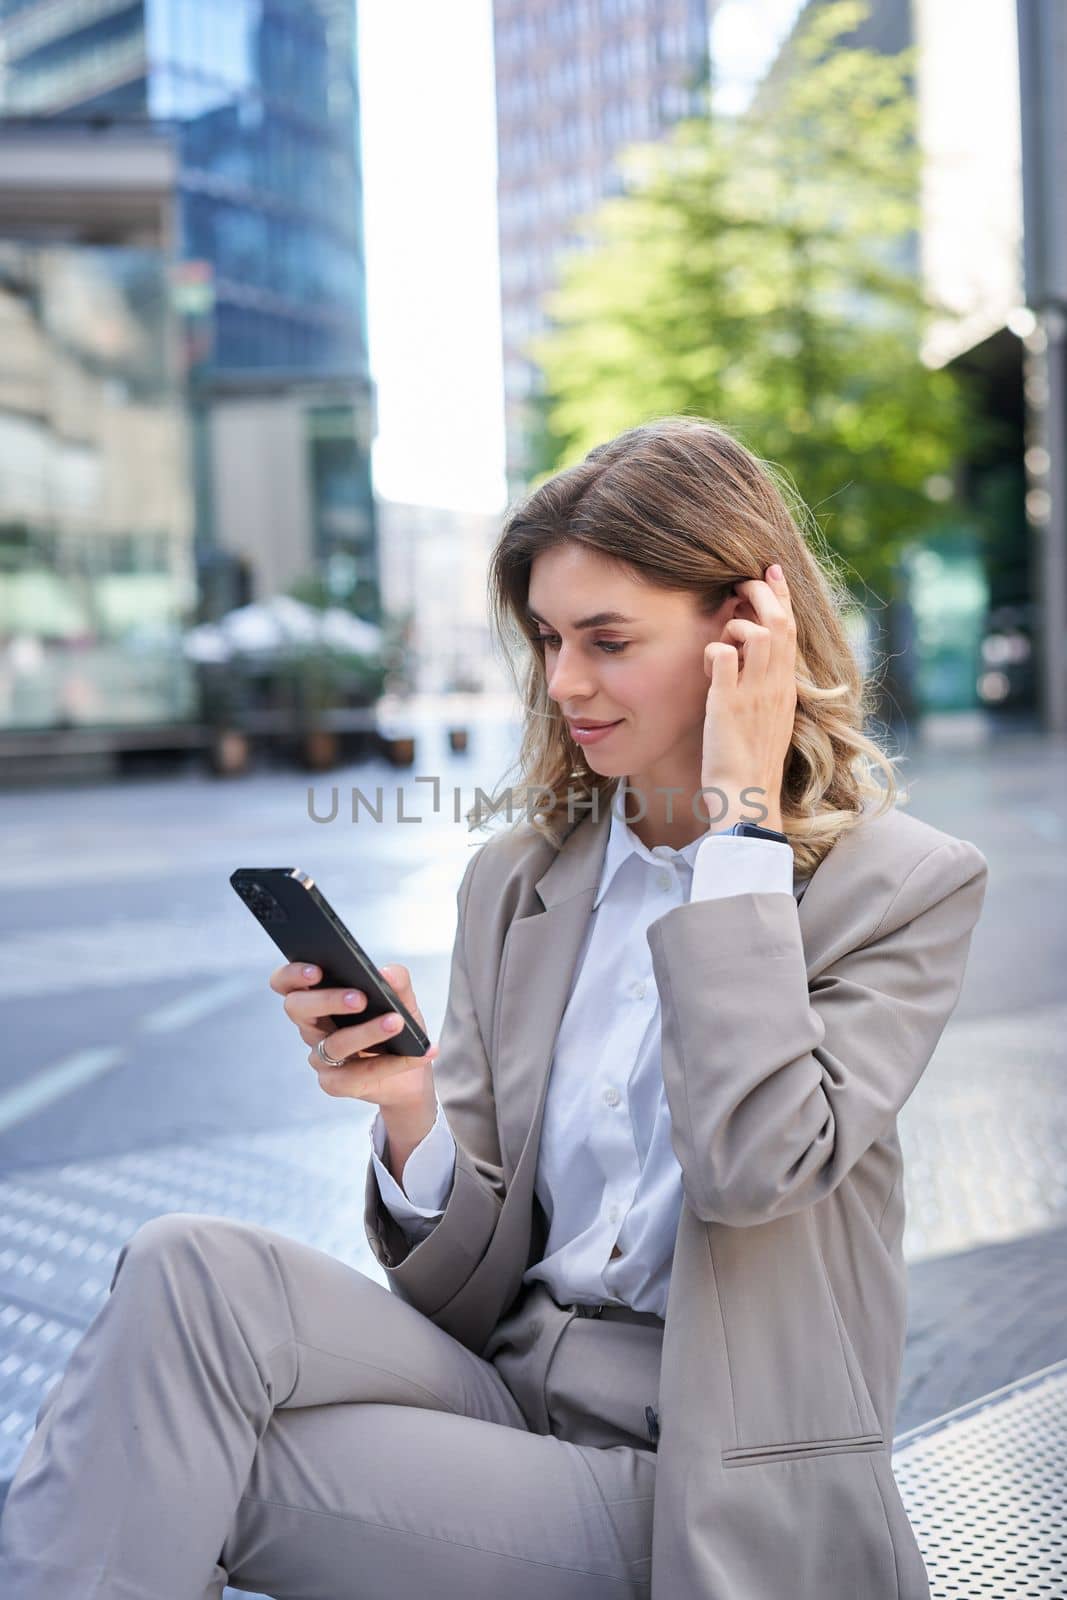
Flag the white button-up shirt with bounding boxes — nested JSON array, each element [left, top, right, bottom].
[[369, 797, 796, 1317]]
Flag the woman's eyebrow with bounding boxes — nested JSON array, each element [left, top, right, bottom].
[[527, 607, 638, 629]]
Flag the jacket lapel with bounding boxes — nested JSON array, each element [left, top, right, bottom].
[[491, 801, 817, 1185]]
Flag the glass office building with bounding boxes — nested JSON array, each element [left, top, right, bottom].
[[0, 229, 198, 731], [0, 2, 377, 739], [0, 0, 370, 382], [0, 122, 198, 735], [493, 0, 712, 494]]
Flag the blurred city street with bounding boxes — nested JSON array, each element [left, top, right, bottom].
[[0, 702, 1064, 1506]]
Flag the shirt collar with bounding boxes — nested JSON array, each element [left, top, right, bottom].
[[593, 791, 710, 909]]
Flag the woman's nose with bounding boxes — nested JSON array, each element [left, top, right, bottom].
[[546, 650, 592, 702]]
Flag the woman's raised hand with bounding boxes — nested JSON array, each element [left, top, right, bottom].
[[700, 563, 798, 832], [270, 960, 439, 1114]]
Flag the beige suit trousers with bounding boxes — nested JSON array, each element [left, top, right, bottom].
[[0, 1212, 661, 1599]]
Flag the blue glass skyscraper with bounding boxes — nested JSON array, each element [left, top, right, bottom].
[[0, 0, 378, 620], [0, 0, 369, 379]]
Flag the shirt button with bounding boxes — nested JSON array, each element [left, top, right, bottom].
[[603, 1086, 620, 1107], [629, 980, 646, 999]]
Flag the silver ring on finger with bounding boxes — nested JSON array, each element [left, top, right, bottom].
[[316, 1036, 347, 1068]]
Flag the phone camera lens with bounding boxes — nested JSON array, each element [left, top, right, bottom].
[[235, 878, 287, 922], [255, 885, 285, 923]]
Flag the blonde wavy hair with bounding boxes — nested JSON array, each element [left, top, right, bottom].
[[467, 415, 905, 878]]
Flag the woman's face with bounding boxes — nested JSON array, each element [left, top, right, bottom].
[[528, 544, 747, 795]]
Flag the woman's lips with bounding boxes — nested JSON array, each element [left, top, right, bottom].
[[569, 719, 623, 745]]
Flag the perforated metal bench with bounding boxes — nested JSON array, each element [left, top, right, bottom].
[[892, 1358, 1067, 1597]]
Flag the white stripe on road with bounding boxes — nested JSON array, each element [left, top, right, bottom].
[[0, 1047, 123, 1135], [139, 975, 260, 1034], [0, 977, 258, 1134]]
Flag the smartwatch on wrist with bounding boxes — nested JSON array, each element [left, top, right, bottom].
[[713, 820, 790, 844]]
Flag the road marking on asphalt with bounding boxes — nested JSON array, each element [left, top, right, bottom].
[[139, 976, 260, 1034], [0, 1047, 123, 1135]]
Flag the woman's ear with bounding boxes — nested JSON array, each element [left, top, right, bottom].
[[718, 589, 758, 628], [706, 586, 756, 641]]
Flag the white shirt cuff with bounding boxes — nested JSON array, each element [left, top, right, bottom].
[[370, 1093, 457, 1225], [690, 833, 794, 902]]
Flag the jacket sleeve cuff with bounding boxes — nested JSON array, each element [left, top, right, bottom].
[[691, 833, 794, 902], [369, 1095, 457, 1224]]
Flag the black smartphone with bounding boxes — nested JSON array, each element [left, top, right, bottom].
[[230, 867, 431, 1057]]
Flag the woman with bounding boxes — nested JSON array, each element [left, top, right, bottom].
[[0, 417, 987, 1599]]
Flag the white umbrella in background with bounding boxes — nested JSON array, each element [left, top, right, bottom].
[[319, 607, 383, 653], [221, 595, 321, 654], [182, 595, 377, 663], [181, 622, 230, 663]]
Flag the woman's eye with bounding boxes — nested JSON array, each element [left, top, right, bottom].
[[536, 634, 627, 655]]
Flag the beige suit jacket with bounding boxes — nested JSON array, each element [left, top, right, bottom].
[[364, 795, 988, 1599]]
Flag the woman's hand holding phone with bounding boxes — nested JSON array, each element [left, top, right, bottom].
[[270, 959, 440, 1118]]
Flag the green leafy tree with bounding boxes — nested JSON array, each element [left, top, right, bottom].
[[523, 0, 996, 602]]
